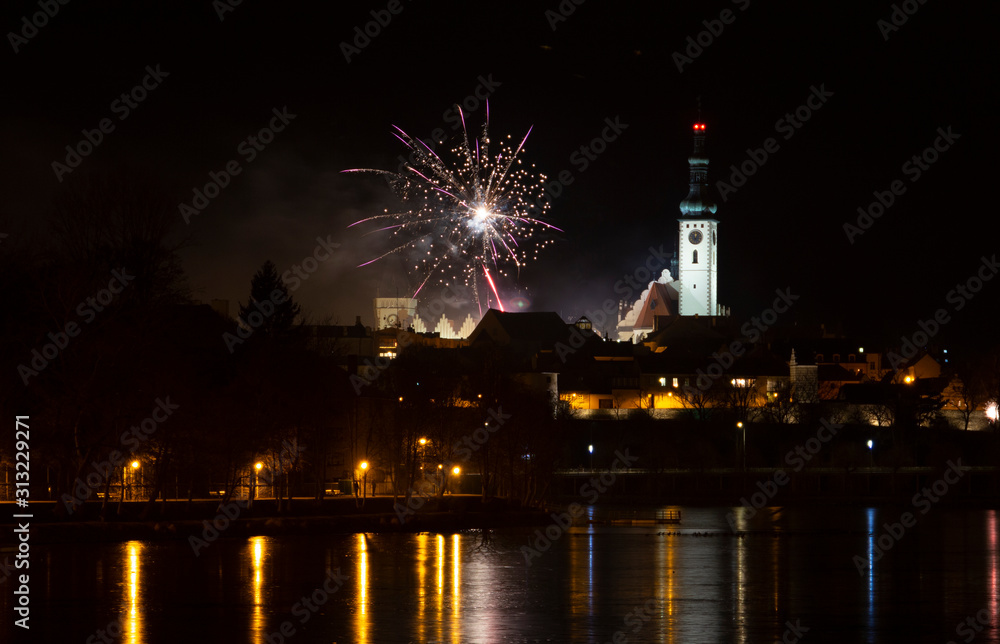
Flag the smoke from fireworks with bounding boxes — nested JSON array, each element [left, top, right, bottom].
[[344, 104, 560, 313]]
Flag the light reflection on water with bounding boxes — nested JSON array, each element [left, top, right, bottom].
[[125, 542, 142, 644], [13, 506, 1000, 643]]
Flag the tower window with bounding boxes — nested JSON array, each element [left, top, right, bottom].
[[692, 250, 698, 264]]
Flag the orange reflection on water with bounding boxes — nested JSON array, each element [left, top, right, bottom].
[[451, 534, 461, 643], [434, 534, 445, 643], [123, 541, 144, 644], [248, 536, 267, 644], [658, 533, 676, 644], [415, 534, 428, 643], [356, 533, 369, 644]]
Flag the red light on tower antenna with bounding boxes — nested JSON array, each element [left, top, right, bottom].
[[693, 123, 706, 131]]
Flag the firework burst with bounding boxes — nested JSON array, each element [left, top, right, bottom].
[[344, 104, 560, 313]]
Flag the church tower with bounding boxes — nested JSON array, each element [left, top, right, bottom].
[[677, 122, 719, 317]]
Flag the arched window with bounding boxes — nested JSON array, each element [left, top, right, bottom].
[[692, 250, 698, 264]]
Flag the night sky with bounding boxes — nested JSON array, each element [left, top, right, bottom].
[[4, 1, 996, 348]]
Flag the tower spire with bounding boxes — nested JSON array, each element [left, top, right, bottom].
[[679, 115, 717, 217]]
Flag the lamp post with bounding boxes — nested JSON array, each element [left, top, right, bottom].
[[253, 461, 263, 505], [359, 461, 369, 502], [737, 422, 745, 471], [588, 444, 593, 471], [129, 460, 140, 501]]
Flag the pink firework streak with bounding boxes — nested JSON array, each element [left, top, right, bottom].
[[482, 266, 504, 312], [343, 103, 561, 310]]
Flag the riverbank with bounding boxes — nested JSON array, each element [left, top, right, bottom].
[[0, 495, 549, 544]]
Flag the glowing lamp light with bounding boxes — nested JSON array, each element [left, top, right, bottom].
[[588, 444, 593, 454], [418, 438, 427, 446], [904, 376, 913, 384], [130, 461, 140, 469], [987, 402, 998, 423], [254, 462, 263, 471], [452, 466, 461, 476], [867, 440, 873, 449], [360, 461, 369, 471]]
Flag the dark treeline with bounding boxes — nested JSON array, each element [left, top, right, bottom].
[[0, 174, 571, 519]]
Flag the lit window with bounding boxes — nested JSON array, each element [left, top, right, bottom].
[[672, 377, 679, 388], [659, 377, 666, 387]]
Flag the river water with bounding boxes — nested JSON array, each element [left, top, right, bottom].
[[6, 505, 999, 643]]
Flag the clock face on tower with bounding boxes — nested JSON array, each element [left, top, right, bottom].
[[688, 230, 703, 245]]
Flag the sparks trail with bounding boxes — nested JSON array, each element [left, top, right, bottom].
[[344, 103, 561, 310]]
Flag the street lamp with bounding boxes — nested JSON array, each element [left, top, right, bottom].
[[588, 444, 593, 470], [867, 440, 873, 467], [253, 462, 263, 502], [737, 422, 745, 471], [125, 461, 140, 501]]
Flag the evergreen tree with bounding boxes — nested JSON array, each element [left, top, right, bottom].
[[238, 260, 301, 338]]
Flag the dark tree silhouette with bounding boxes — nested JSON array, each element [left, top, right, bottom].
[[238, 260, 301, 339]]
